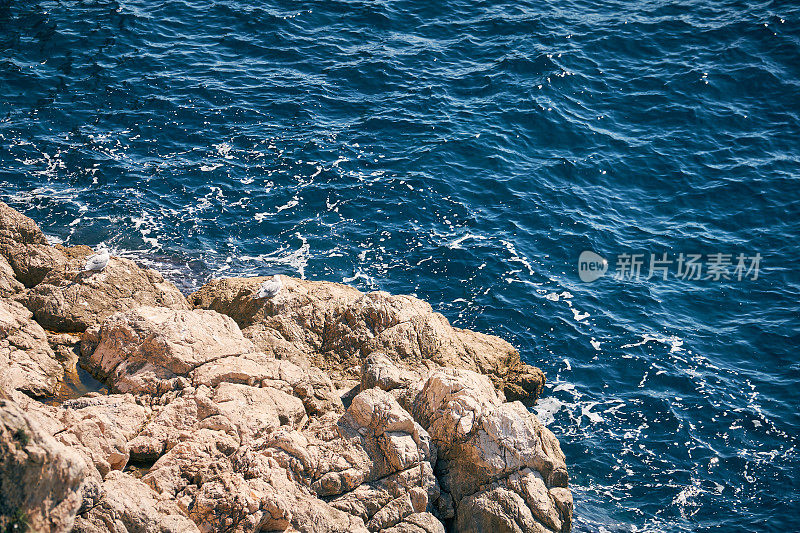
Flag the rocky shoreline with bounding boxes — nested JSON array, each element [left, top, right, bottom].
[[0, 201, 572, 533]]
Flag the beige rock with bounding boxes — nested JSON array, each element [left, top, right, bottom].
[[56, 394, 150, 477], [0, 204, 571, 532], [0, 254, 24, 296], [87, 307, 255, 394], [2, 242, 67, 288], [456, 486, 547, 533], [0, 398, 87, 533], [71, 470, 199, 533], [0, 299, 62, 397], [360, 351, 418, 393], [201, 382, 307, 443], [190, 276, 545, 403], [0, 201, 47, 245], [142, 428, 368, 533], [549, 487, 574, 532], [0, 202, 73, 287], [412, 368, 571, 532], [252, 390, 442, 531], [127, 391, 199, 462], [192, 353, 342, 416], [20, 255, 189, 332], [382, 512, 446, 533]]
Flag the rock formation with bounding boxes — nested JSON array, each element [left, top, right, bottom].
[[189, 276, 545, 405], [0, 201, 572, 532]]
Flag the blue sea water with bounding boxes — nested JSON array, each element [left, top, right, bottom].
[[2, 0, 799, 530]]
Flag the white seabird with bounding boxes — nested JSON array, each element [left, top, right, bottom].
[[84, 245, 110, 272], [256, 275, 282, 299]]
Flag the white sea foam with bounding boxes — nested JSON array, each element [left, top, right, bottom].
[[535, 396, 565, 426], [240, 233, 310, 278], [621, 334, 684, 353], [446, 233, 487, 250]]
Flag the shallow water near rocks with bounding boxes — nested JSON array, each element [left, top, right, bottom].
[[42, 364, 107, 407], [2, 0, 799, 530]]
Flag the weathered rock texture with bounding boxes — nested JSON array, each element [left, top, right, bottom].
[[0, 200, 189, 333], [19, 252, 189, 333], [0, 299, 63, 397], [0, 397, 87, 533], [189, 276, 545, 404], [0, 201, 572, 532]]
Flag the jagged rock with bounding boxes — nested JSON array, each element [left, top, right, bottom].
[[86, 306, 256, 394], [0, 202, 572, 533], [412, 368, 570, 532], [0, 299, 63, 397], [127, 391, 200, 462], [142, 428, 368, 533], [0, 202, 68, 288], [192, 353, 342, 416], [19, 253, 189, 332], [0, 254, 24, 296], [56, 394, 150, 477], [0, 398, 87, 533], [189, 276, 545, 403], [360, 351, 418, 393], [383, 512, 446, 533], [3, 243, 67, 288], [0, 202, 47, 245], [72, 470, 200, 533], [257, 389, 441, 530]]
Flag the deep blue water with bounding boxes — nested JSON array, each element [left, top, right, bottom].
[[2, 0, 799, 530]]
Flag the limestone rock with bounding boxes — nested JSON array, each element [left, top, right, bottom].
[[0, 299, 62, 397], [412, 368, 571, 532], [0, 398, 87, 533], [0, 254, 24, 296], [190, 276, 545, 403], [20, 254, 189, 332], [86, 307, 255, 394]]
